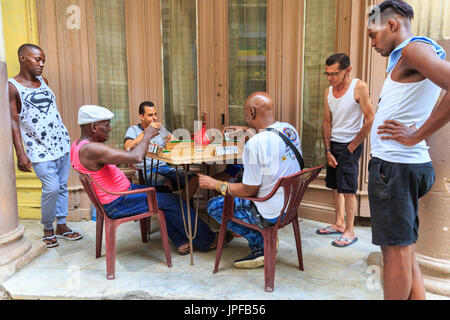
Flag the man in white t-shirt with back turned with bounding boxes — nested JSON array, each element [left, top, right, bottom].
[[198, 92, 302, 269]]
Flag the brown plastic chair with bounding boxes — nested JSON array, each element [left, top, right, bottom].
[[213, 165, 324, 292], [78, 173, 172, 280]]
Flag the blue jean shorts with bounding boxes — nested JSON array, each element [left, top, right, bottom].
[[368, 157, 435, 247]]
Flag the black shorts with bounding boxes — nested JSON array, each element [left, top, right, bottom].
[[325, 141, 363, 194], [368, 157, 435, 247]]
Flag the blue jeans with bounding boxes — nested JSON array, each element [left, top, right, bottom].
[[146, 165, 195, 191], [103, 184, 215, 251], [207, 196, 264, 251], [33, 153, 70, 230]]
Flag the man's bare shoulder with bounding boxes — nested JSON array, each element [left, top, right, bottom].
[[402, 41, 440, 65], [354, 79, 370, 94], [355, 79, 368, 89], [8, 81, 18, 95], [81, 141, 111, 152]]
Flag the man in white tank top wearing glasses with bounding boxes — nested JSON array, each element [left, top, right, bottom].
[[318, 53, 374, 249], [368, 0, 449, 300], [8, 44, 82, 248]]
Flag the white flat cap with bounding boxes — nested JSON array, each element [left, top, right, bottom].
[[78, 105, 114, 125]]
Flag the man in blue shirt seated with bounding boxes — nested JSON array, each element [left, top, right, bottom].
[[124, 101, 198, 201]]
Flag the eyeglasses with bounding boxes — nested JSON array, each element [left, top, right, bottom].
[[323, 69, 345, 77]]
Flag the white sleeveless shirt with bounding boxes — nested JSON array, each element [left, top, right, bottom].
[[8, 76, 70, 163], [328, 79, 363, 143], [370, 72, 442, 164]]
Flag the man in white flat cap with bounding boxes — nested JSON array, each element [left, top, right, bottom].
[[71, 105, 231, 256], [9, 44, 82, 248]]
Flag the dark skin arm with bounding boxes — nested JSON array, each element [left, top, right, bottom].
[[8, 82, 32, 172], [377, 42, 450, 145], [80, 125, 159, 171], [198, 173, 260, 198]]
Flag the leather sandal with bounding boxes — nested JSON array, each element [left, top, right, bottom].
[[177, 243, 190, 255]]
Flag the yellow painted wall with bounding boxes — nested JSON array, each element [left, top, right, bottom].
[[2, 0, 41, 219]]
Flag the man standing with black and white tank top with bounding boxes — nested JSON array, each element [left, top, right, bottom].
[[8, 44, 82, 248], [317, 53, 374, 249], [368, 0, 450, 300]]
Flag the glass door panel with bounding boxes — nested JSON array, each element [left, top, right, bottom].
[[228, 0, 267, 126], [161, 0, 198, 134], [301, 0, 336, 168], [92, 0, 129, 149]]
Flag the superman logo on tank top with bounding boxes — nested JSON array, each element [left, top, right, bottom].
[[24, 90, 55, 115]]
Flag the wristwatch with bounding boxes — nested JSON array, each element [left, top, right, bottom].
[[216, 181, 229, 196], [325, 148, 331, 153]]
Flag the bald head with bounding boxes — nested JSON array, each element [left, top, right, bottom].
[[244, 92, 275, 130], [245, 92, 273, 113]]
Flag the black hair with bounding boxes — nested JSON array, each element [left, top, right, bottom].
[[138, 101, 155, 115], [18, 44, 43, 56], [369, 0, 414, 21], [325, 53, 350, 70]]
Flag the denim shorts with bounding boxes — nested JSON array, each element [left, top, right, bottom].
[[325, 141, 363, 194], [368, 157, 435, 247]]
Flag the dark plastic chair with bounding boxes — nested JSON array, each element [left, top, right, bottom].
[[78, 173, 172, 280], [213, 165, 324, 292]]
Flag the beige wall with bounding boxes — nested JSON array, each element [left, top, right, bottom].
[[36, 0, 98, 221]]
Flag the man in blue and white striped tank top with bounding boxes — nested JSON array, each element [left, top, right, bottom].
[[367, 0, 450, 300], [8, 44, 82, 248]]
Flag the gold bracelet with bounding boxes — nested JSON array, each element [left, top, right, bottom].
[[216, 180, 222, 193]]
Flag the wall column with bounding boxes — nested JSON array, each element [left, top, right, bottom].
[[0, 2, 44, 284], [415, 39, 450, 297]]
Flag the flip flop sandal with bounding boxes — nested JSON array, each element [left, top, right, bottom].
[[42, 235, 59, 248], [56, 230, 83, 241], [178, 244, 191, 255], [331, 236, 358, 248], [316, 226, 343, 235]]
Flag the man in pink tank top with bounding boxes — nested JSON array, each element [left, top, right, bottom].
[[318, 53, 374, 249], [72, 105, 232, 256]]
